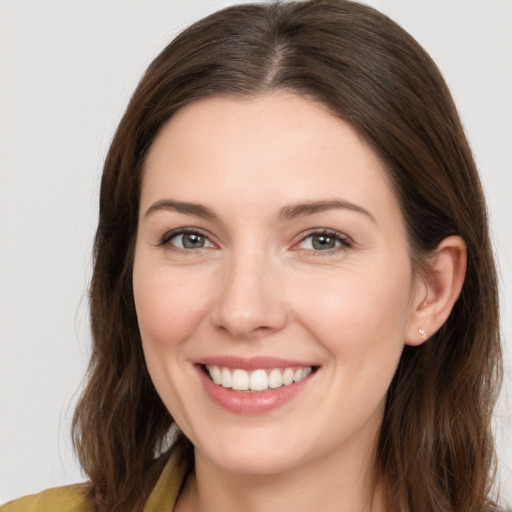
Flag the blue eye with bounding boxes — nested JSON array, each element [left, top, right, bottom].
[[298, 231, 350, 252], [165, 230, 214, 250]]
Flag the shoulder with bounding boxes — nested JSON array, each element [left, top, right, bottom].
[[0, 443, 190, 512], [0, 484, 92, 512]]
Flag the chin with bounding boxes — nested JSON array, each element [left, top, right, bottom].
[[193, 428, 307, 476], [210, 449, 302, 476]]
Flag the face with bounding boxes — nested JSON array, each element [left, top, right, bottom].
[[133, 93, 423, 476]]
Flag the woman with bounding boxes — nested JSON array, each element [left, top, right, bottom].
[[1, 0, 503, 511]]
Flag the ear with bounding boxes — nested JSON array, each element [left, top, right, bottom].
[[405, 235, 467, 346]]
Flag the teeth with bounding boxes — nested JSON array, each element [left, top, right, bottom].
[[268, 368, 283, 389], [206, 365, 313, 392], [249, 369, 268, 391], [232, 369, 249, 390], [211, 365, 222, 385], [221, 367, 232, 388], [282, 367, 294, 386]]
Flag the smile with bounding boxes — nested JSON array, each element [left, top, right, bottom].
[[205, 365, 313, 392], [197, 356, 318, 414]]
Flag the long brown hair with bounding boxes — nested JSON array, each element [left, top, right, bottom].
[[72, 1, 502, 510]]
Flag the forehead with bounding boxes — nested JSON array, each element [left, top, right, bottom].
[[141, 92, 399, 223]]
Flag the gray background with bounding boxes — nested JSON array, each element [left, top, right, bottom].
[[1, 0, 511, 505]]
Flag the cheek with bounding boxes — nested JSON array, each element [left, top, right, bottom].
[[291, 260, 414, 360], [133, 265, 211, 349], [132, 262, 215, 419]]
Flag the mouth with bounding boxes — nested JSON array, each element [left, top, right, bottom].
[[202, 364, 315, 392], [196, 356, 319, 414]]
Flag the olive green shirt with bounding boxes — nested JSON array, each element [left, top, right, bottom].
[[0, 450, 186, 512]]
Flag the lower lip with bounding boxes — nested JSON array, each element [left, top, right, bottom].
[[196, 366, 315, 415]]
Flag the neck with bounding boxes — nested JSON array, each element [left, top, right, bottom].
[[175, 441, 384, 512]]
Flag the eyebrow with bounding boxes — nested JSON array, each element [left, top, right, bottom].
[[277, 200, 376, 223], [144, 198, 376, 223], [144, 199, 217, 219]]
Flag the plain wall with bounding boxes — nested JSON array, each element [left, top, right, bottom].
[[1, 0, 511, 505]]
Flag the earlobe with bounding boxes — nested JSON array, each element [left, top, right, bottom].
[[405, 236, 467, 346]]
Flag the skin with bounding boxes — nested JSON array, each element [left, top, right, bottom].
[[132, 92, 466, 512]]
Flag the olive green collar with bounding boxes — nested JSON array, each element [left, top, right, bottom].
[[144, 448, 189, 511]]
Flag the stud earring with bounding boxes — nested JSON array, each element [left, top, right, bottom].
[[418, 328, 427, 337]]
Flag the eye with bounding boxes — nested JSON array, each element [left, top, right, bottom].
[[163, 229, 215, 250], [296, 230, 351, 252]]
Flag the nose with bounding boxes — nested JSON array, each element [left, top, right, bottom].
[[210, 248, 288, 340]]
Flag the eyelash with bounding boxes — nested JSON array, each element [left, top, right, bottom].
[[158, 228, 352, 255], [294, 229, 352, 255], [158, 228, 215, 253]]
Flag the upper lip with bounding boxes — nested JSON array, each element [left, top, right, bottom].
[[197, 355, 317, 370]]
